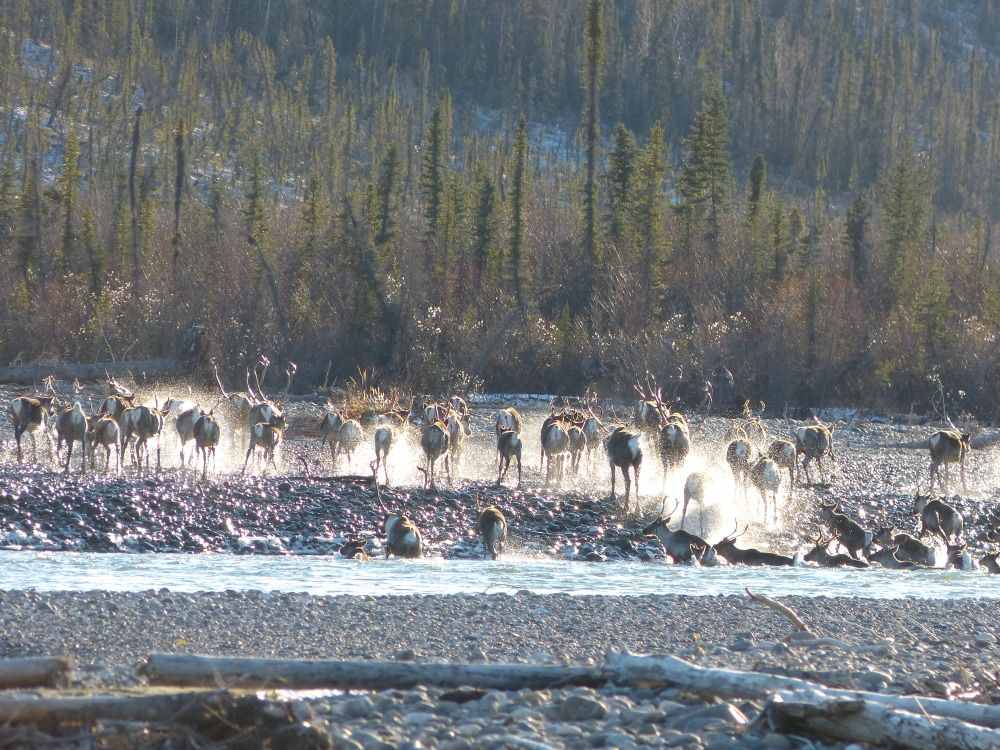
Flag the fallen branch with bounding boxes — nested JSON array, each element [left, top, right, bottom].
[[0, 657, 70, 688], [746, 588, 811, 633], [604, 649, 1000, 729], [141, 653, 605, 690], [765, 688, 1000, 750]]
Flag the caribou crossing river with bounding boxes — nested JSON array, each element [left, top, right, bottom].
[[2, 394, 1000, 601], [2, 549, 999, 599]]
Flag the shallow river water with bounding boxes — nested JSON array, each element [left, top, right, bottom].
[[2, 549, 999, 599]]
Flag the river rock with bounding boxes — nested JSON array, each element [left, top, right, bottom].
[[559, 694, 608, 721]]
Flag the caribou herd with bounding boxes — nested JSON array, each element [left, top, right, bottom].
[[3, 368, 990, 570]]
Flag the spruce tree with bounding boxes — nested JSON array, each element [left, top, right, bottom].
[[677, 76, 734, 246], [58, 130, 82, 274], [582, 0, 604, 284], [510, 115, 528, 306]]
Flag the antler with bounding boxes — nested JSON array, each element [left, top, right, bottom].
[[212, 359, 232, 400], [278, 363, 297, 404]]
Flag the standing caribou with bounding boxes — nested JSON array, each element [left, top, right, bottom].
[[928, 429, 971, 494], [11, 395, 55, 464], [420, 420, 451, 489], [605, 425, 642, 512], [373, 417, 394, 484], [496, 428, 523, 487], [795, 423, 835, 484], [55, 402, 89, 473], [193, 410, 220, 478], [120, 399, 175, 473], [540, 411, 571, 484]]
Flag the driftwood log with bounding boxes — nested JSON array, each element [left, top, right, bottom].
[[765, 689, 1000, 750], [0, 690, 230, 725], [141, 653, 605, 690], [604, 650, 1000, 729], [0, 359, 180, 385], [0, 657, 69, 688], [145, 650, 1000, 732], [896, 431, 1000, 451]]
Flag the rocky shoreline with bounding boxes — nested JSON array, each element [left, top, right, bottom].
[[3, 590, 1000, 749]]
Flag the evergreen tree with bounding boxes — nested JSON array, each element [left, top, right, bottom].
[[509, 115, 529, 306], [58, 130, 82, 274], [843, 195, 869, 288], [420, 93, 452, 240], [634, 122, 668, 310], [677, 76, 734, 245], [746, 154, 767, 223], [605, 123, 637, 251], [582, 0, 604, 283], [471, 161, 500, 291], [374, 142, 401, 247], [879, 144, 932, 307], [172, 119, 185, 269]]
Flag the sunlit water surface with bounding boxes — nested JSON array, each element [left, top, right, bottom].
[[0, 550, 997, 599]]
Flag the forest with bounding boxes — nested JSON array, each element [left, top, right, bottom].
[[1, 0, 1000, 416]]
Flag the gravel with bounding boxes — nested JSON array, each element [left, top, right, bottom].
[[4, 589, 1000, 748]]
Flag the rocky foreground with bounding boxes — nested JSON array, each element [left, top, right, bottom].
[[3, 590, 1000, 749]]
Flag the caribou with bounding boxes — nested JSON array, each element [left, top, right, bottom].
[[795, 423, 835, 484], [86, 412, 120, 472], [175, 403, 201, 467], [766, 439, 796, 493], [749, 457, 781, 524], [803, 534, 870, 568], [373, 418, 395, 484], [679, 472, 712, 535], [914, 493, 964, 545], [713, 524, 795, 566], [383, 513, 422, 558], [339, 538, 370, 561], [605, 425, 642, 513], [642, 501, 717, 565], [540, 411, 571, 485], [11, 395, 55, 464], [476, 503, 507, 560], [243, 421, 282, 473], [928, 429, 971, 494], [496, 428, 523, 487], [120, 398, 175, 472], [872, 526, 936, 567], [819, 500, 872, 560], [420, 420, 451, 489], [55, 402, 88, 473], [193, 410, 220, 478], [726, 434, 756, 502], [495, 406, 522, 436]]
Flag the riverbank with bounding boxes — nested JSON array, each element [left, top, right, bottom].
[[2, 590, 999, 748]]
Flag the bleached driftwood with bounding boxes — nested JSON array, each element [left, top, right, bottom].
[[746, 588, 811, 633], [765, 688, 1000, 750], [604, 650, 1000, 729], [0, 690, 229, 725], [146, 651, 1000, 731], [0, 657, 70, 688], [895, 431, 1000, 451], [141, 653, 604, 690], [783, 636, 895, 655]]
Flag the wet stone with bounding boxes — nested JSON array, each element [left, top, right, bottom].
[[560, 694, 608, 721]]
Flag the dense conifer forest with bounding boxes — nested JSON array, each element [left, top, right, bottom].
[[2, 0, 1000, 414]]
